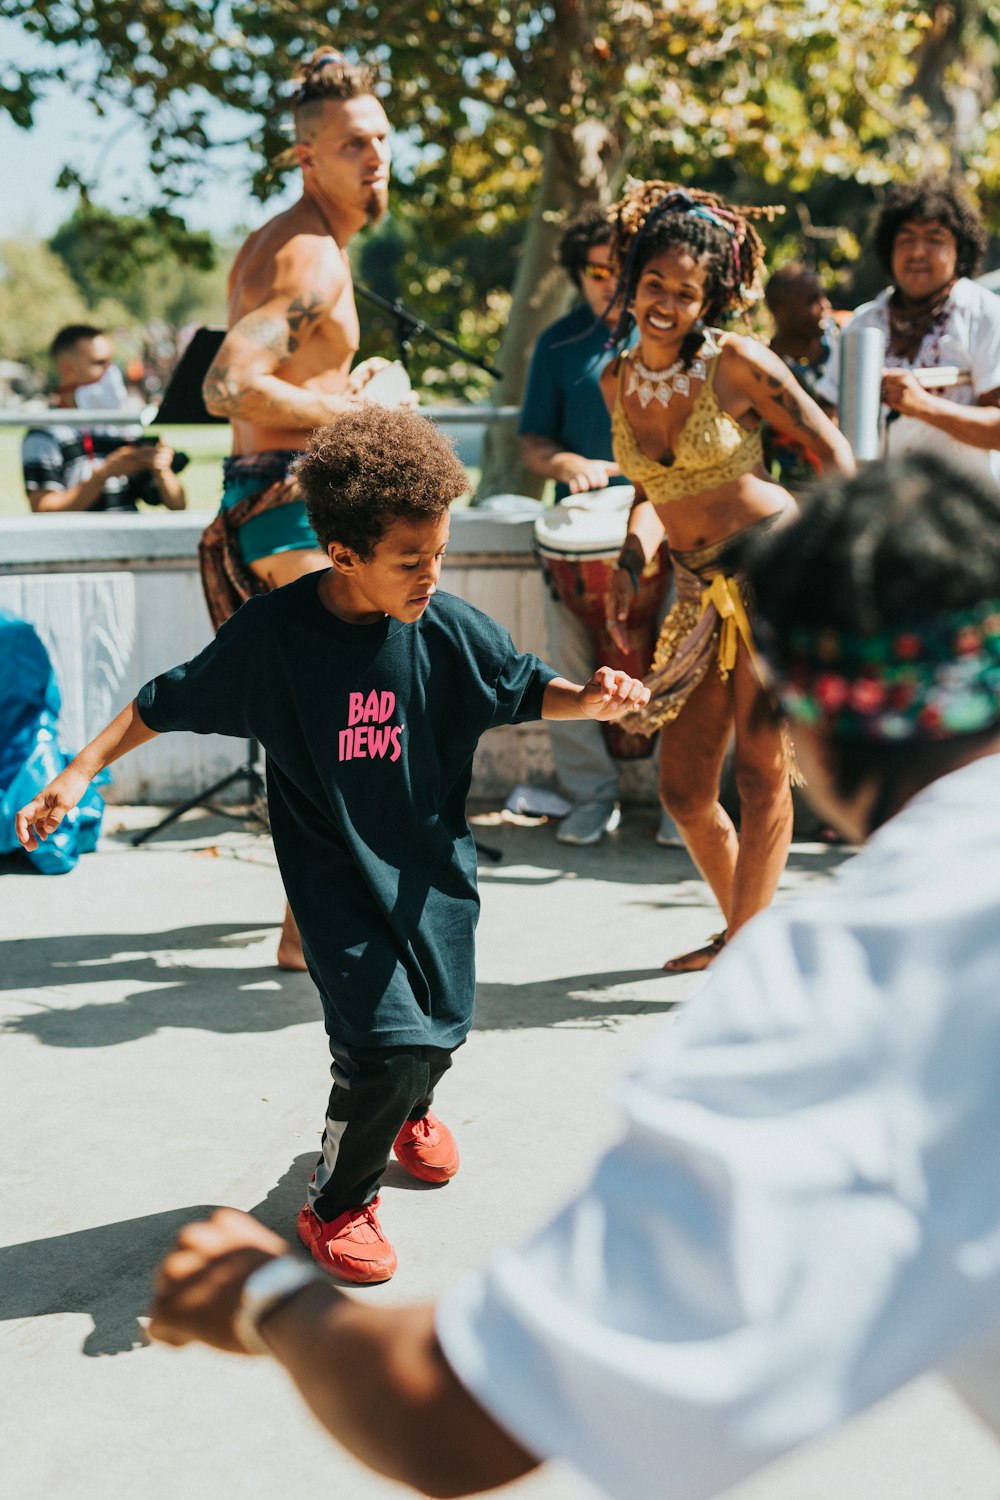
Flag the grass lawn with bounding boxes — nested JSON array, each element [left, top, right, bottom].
[[0, 424, 233, 517], [1, 424, 487, 519]]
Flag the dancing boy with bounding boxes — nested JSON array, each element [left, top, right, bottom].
[[199, 47, 399, 970], [16, 407, 649, 1285]]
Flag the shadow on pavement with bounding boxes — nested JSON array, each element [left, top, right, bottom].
[[0, 1154, 318, 1358], [2, 923, 320, 1048], [474, 967, 679, 1030]]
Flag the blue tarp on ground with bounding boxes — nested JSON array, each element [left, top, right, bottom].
[[0, 610, 106, 874]]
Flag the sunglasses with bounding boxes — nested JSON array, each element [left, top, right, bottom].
[[581, 261, 613, 283]]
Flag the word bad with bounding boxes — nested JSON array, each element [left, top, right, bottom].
[[339, 690, 403, 761]]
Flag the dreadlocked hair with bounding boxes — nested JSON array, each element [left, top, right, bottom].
[[608, 180, 779, 364]]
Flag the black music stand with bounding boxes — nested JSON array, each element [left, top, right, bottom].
[[130, 743, 267, 846], [153, 326, 226, 424]]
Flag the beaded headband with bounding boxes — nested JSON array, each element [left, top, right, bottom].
[[758, 599, 1000, 740], [608, 181, 776, 347]]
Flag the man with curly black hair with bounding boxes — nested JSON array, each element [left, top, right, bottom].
[[17, 405, 650, 1288], [817, 177, 1000, 482]]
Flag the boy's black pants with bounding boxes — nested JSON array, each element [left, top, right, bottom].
[[308, 1041, 457, 1222]]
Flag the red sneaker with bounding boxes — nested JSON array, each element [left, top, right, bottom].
[[393, 1111, 460, 1183], [296, 1198, 397, 1283]]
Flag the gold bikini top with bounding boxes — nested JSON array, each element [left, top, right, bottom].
[[611, 342, 763, 504]]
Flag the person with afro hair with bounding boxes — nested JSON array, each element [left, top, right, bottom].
[[816, 176, 1000, 483], [16, 405, 650, 1288]]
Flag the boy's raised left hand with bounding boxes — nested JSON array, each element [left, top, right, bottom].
[[578, 666, 650, 721], [16, 766, 93, 851]]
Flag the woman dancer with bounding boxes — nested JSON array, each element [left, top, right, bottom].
[[602, 182, 854, 971]]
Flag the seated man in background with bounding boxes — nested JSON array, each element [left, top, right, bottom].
[[520, 207, 674, 847], [763, 262, 838, 490], [22, 325, 186, 513], [148, 452, 1000, 1500], [817, 177, 1000, 481]]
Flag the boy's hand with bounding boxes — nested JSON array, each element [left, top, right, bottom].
[[149, 1208, 291, 1354], [578, 667, 650, 721], [16, 767, 93, 851]]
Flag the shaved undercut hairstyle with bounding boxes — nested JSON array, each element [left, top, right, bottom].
[[292, 48, 382, 142], [50, 324, 104, 360]]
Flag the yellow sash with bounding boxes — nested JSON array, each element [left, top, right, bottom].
[[700, 573, 758, 681]]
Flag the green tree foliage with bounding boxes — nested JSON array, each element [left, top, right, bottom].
[[0, 238, 128, 367], [49, 203, 227, 334], [6, 2, 1000, 479]]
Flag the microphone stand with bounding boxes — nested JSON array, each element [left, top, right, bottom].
[[354, 282, 500, 379]]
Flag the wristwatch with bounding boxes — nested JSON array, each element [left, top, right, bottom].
[[232, 1255, 325, 1355]]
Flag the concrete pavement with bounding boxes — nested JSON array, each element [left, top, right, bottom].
[[2, 804, 999, 1500]]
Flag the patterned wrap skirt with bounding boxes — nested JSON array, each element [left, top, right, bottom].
[[620, 510, 786, 738]]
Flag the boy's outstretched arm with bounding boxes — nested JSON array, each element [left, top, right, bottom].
[[542, 667, 650, 721], [16, 699, 159, 851]]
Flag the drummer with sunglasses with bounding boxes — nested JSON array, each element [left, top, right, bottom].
[[520, 208, 677, 847]]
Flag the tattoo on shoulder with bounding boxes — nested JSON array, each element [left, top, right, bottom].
[[746, 363, 820, 437], [286, 293, 326, 352]]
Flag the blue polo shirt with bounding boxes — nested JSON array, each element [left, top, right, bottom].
[[519, 304, 634, 501]]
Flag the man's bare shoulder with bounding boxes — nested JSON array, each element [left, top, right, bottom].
[[231, 202, 347, 313]]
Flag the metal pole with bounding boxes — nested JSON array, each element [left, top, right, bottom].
[[839, 325, 885, 462]]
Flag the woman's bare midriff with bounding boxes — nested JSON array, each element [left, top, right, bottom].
[[654, 468, 795, 553]]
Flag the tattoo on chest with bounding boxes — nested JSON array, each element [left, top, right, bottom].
[[286, 293, 326, 353]]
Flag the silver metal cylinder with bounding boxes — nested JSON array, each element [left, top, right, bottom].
[[839, 324, 885, 462]]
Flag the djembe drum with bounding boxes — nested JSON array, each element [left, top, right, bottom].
[[534, 488, 670, 758]]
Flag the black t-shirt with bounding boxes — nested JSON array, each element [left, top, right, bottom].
[[137, 575, 557, 1047]]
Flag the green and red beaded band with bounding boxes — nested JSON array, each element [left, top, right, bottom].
[[757, 599, 1000, 740]]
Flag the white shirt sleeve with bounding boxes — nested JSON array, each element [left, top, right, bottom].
[[966, 285, 1000, 397], [436, 864, 1000, 1500], [21, 428, 66, 491]]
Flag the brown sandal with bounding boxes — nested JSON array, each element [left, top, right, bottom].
[[663, 930, 727, 974]]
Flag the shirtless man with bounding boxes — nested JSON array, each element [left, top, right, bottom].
[[202, 49, 393, 969]]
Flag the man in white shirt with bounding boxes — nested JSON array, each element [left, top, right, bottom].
[[816, 178, 1000, 483], [145, 453, 1000, 1500]]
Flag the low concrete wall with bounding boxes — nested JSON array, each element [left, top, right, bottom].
[[0, 511, 658, 806]]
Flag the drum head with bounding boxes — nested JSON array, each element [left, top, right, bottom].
[[533, 486, 636, 558], [360, 361, 413, 406]]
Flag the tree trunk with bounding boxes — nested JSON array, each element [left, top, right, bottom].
[[477, 118, 628, 498], [910, 0, 996, 163]]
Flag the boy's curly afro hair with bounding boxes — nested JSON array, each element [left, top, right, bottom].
[[293, 405, 468, 557]]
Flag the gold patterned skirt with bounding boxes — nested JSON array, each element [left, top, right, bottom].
[[621, 511, 785, 738]]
